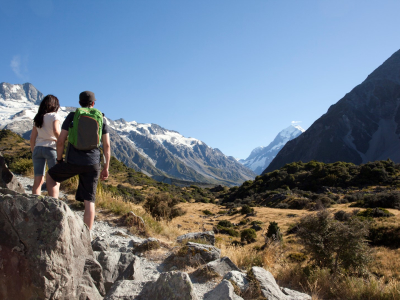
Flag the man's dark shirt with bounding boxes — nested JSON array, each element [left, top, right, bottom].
[[62, 112, 109, 166]]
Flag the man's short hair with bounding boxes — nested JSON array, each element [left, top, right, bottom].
[[79, 91, 96, 107]]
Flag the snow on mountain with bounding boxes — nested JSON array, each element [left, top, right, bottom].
[[0, 82, 255, 185], [240, 125, 305, 175]]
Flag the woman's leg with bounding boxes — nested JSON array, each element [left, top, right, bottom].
[[32, 147, 46, 195], [32, 176, 45, 195]]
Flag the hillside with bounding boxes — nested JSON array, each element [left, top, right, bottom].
[[265, 49, 400, 173]]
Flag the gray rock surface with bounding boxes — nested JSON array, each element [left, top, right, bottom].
[[251, 266, 288, 300], [203, 257, 241, 276], [137, 271, 199, 300], [0, 193, 103, 300], [0, 153, 24, 193], [204, 280, 243, 300], [177, 231, 215, 245], [104, 280, 145, 300], [95, 251, 143, 292], [92, 236, 111, 251], [175, 242, 221, 267], [282, 287, 312, 300], [223, 270, 249, 292]]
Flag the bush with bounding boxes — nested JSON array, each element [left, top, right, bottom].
[[9, 158, 33, 175], [239, 218, 249, 225], [241, 205, 254, 215], [296, 210, 371, 274], [357, 208, 394, 218], [216, 225, 239, 237], [266, 221, 282, 241], [144, 193, 185, 221], [202, 210, 213, 215], [218, 220, 233, 228], [334, 210, 352, 222], [369, 225, 400, 248], [287, 252, 307, 263], [240, 228, 257, 243]]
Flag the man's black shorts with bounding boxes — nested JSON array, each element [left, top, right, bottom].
[[48, 162, 101, 203]]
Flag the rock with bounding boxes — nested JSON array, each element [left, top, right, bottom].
[[251, 266, 288, 300], [204, 279, 243, 300], [223, 270, 249, 292], [177, 231, 215, 245], [92, 236, 110, 251], [203, 257, 241, 277], [0, 153, 25, 193], [282, 287, 312, 300], [94, 251, 143, 293], [0, 193, 103, 299], [113, 230, 130, 238], [78, 257, 106, 298], [137, 271, 199, 300], [104, 280, 145, 300], [175, 242, 221, 266], [133, 237, 161, 252]]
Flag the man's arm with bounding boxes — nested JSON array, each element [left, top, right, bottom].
[[57, 130, 68, 161], [100, 133, 110, 180]]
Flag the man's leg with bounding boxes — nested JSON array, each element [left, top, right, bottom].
[[84, 200, 95, 230], [46, 172, 60, 199]]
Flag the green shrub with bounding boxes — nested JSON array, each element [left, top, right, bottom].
[[217, 210, 227, 214], [216, 225, 239, 237], [218, 220, 233, 228], [239, 218, 250, 225], [202, 210, 213, 215], [357, 208, 394, 218], [369, 225, 400, 248], [240, 228, 257, 243], [144, 193, 185, 221], [296, 210, 371, 274], [266, 221, 282, 241], [241, 205, 254, 215], [9, 158, 33, 175]]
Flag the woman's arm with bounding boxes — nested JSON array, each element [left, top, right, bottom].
[[53, 120, 61, 139], [30, 127, 38, 152]]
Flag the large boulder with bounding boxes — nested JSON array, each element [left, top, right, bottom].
[[174, 242, 221, 267], [104, 280, 145, 300], [203, 257, 241, 277], [223, 271, 249, 292], [0, 153, 24, 193], [0, 192, 104, 299], [94, 251, 143, 293], [177, 231, 215, 245], [282, 287, 312, 300], [137, 271, 199, 300], [251, 266, 287, 300], [204, 279, 243, 300]]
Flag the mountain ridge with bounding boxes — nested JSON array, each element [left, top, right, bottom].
[[0, 82, 255, 186], [264, 49, 400, 173]]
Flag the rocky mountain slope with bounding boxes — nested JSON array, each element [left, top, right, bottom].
[[265, 49, 400, 173], [240, 124, 304, 174], [0, 82, 255, 185]]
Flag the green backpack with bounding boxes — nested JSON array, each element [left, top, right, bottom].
[[68, 107, 104, 150]]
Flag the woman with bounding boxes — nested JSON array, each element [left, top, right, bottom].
[[30, 95, 61, 195]]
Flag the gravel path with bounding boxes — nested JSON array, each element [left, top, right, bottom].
[[14, 174, 217, 299]]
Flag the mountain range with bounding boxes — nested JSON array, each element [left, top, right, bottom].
[[0, 82, 256, 186], [239, 124, 304, 174], [265, 48, 400, 173]]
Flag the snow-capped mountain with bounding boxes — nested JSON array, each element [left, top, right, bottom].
[[240, 125, 305, 174], [0, 82, 255, 185]]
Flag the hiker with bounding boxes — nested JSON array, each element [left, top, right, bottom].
[[46, 91, 110, 231], [30, 95, 61, 195]]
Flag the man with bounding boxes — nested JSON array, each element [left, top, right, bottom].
[[46, 91, 110, 231]]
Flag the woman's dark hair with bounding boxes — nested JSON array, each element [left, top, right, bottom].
[[33, 95, 60, 128]]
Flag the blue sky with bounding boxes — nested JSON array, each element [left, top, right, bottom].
[[1, 0, 400, 159]]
